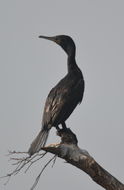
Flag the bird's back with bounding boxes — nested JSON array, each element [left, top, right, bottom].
[[42, 69, 84, 128]]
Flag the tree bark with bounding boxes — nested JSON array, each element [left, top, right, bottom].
[[42, 128, 124, 190]]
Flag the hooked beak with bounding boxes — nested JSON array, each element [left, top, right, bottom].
[[39, 35, 60, 44]]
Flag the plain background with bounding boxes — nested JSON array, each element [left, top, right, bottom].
[[0, 0, 124, 189]]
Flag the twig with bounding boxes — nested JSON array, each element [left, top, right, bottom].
[[51, 155, 57, 168], [25, 152, 47, 173], [30, 155, 57, 190], [1, 151, 47, 186]]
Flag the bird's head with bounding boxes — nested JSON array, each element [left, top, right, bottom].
[[39, 35, 76, 56]]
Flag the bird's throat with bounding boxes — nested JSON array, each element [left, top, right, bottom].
[[67, 55, 77, 73]]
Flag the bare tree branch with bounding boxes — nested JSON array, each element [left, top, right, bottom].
[[30, 155, 57, 190], [1, 128, 124, 190], [1, 151, 47, 186], [1, 151, 58, 190], [41, 128, 124, 190]]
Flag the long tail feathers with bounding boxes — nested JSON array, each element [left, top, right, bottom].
[[28, 128, 50, 156]]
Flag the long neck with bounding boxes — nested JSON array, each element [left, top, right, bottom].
[[67, 46, 80, 73], [67, 54, 77, 72]]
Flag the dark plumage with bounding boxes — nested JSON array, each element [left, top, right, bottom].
[[28, 35, 85, 155]]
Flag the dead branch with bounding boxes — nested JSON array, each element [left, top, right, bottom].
[[1, 150, 57, 190], [1, 128, 124, 190], [30, 155, 57, 190], [41, 128, 124, 190], [1, 151, 47, 185]]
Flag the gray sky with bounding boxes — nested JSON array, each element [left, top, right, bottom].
[[0, 0, 124, 189]]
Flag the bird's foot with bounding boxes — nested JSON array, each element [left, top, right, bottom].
[[56, 128, 78, 145]]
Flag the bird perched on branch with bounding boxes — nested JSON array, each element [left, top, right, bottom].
[[28, 35, 85, 156]]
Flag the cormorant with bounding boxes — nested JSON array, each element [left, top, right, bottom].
[[28, 35, 85, 155]]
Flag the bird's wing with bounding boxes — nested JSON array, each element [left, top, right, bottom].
[[42, 78, 84, 127]]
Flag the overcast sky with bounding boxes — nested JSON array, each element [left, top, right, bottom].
[[0, 0, 124, 190]]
